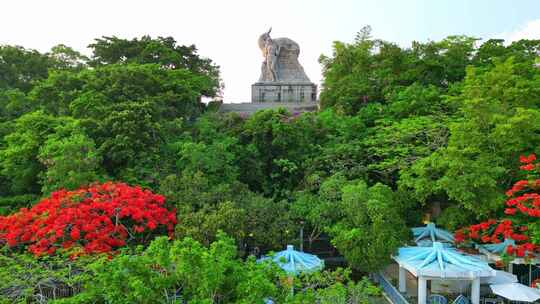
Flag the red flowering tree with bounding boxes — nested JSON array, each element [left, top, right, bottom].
[[0, 182, 177, 256], [455, 154, 540, 259]]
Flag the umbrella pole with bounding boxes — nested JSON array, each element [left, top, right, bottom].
[[530, 264, 532, 286], [288, 276, 294, 296], [299, 225, 304, 252]]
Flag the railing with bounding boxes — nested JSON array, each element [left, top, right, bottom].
[[372, 272, 411, 304], [34, 282, 82, 303]]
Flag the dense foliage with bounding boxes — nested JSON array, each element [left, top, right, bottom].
[[0, 28, 539, 302], [0, 234, 382, 303]]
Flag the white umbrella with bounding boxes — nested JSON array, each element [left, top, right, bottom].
[[490, 283, 540, 302], [482, 270, 518, 284]]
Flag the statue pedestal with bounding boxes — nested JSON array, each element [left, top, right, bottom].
[[251, 82, 317, 103]]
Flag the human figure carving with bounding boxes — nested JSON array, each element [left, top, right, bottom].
[[264, 36, 280, 81]]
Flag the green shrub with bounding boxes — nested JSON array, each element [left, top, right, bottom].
[[0, 194, 38, 215]]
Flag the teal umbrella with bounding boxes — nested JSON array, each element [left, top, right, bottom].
[[258, 245, 324, 275], [412, 222, 454, 246], [259, 245, 324, 299], [476, 238, 515, 254]]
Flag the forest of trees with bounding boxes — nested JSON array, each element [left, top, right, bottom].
[[0, 28, 539, 303]]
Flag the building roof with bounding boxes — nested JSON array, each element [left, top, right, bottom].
[[394, 242, 495, 279]]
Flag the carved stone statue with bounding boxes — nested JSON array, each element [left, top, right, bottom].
[[256, 28, 311, 83], [252, 28, 317, 103]]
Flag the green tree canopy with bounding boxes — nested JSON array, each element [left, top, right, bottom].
[[88, 35, 221, 97], [400, 57, 540, 221], [329, 179, 409, 272], [0, 45, 53, 92]]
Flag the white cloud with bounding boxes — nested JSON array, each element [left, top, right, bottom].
[[495, 19, 540, 43]]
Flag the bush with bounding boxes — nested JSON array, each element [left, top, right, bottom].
[[0, 252, 93, 303], [289, 270, 382, 304], [59, 233, 288, 304], [436, 205, 475, 231], [0, 194, 38, 215]]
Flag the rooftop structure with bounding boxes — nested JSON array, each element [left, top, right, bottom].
[[394, 242, 495, 304]]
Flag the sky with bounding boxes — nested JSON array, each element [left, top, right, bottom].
[[1, 0, 539, 103]]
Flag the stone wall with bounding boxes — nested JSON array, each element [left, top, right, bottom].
[[251, 82, 317, 103], [219, 101, 319, 115]]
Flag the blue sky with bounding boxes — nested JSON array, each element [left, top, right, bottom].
[[1, 0, 539, 102], [331, 0, 539, 45]]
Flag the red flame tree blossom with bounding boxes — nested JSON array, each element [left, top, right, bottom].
[[455, 154, 540, 258], [0, 182, 177, 256]]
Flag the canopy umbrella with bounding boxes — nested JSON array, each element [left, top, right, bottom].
[[476, 238, 537, 284], [481, 270, 517, 284], [259, 245, 323, 298], [412, 223, 454, 246], [490, 282, 540, 302], [476, 238, 515, 254], [258, 245, 324, 275], [415, 239, 453, 248]]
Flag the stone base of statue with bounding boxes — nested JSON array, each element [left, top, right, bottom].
[[219, 100, 319, 115], [251, 82, 317, 103]]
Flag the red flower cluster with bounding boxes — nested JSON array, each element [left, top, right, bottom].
[[0, 182, 177, 257], [455, 154, 539, 259], [505, 155, 540, 218], [454, 219, 528, 245], [520, 154, 537, 171]]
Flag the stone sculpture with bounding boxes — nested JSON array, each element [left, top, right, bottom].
[[256, 28, 311, 83], [252, 28, 317, 103]]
